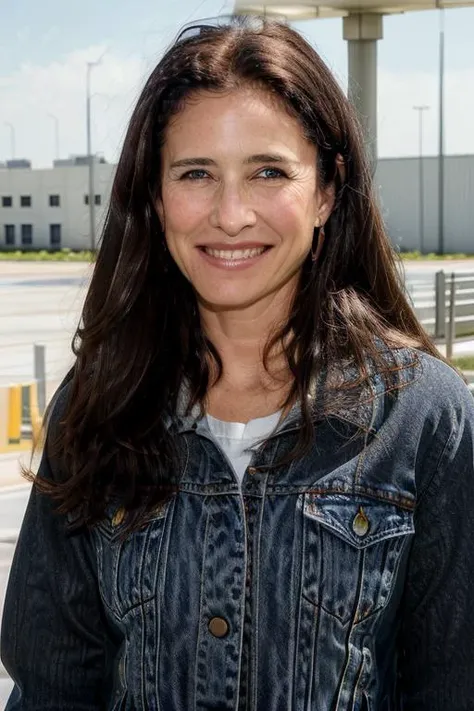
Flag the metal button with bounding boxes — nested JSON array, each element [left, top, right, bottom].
[[352, 506, 370, 537], [248, 467, 257, 476], [208, 617, 229, 638], [112, 507, 125, 527]]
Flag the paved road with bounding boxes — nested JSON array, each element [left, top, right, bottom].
[[402, 259, 474, 277], [0, 263, 90, 387], [0, 488, 30, 709], [1, 543, 15, 707], [0, 678, 13, 710]]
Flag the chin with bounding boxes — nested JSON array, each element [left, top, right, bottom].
[[197, 289, 262, 312]]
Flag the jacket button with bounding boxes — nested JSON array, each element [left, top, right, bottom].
[[208, 617, 229, 638], [248, 467, 257, 475], [352, 506, 370, 537]]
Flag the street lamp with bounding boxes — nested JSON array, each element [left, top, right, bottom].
[[48, 114, 60, 160], [86, 53, 105, 252], [437, 8, 446, 256], [413, 105, 430, 254], [4, 122, 15, 159]]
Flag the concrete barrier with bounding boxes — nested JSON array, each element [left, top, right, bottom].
[[0, 387, 8, 448], [8, 385, 21, 444], [0, 385, 22, 449]]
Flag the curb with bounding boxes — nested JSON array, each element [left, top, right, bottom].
[[0, 442, 33, 456], [0, 483, 31, 495], [0, 663, 9, 679], [0, 529, 19, 543]]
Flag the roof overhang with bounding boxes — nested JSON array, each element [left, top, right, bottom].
[[233, 0, 474, 19]]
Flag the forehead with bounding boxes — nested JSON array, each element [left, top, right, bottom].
[[162, 86, 314, 158]]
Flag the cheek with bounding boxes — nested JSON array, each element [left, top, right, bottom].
[[161, 189, 208, 239], [265, 197, 315, 248]]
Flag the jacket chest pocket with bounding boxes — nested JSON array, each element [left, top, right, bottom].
[[301, 492, 414, 625], [92, 500, 172, 619]]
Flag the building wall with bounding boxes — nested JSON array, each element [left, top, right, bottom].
[[0, 163, 115, 250], [376, 155, 474, 254]]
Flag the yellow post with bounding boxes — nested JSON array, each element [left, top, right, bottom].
[[8, 385, 22, 444], [0, 387, 9, 448]]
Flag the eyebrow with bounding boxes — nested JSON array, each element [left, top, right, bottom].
[[169, 154, 290, 169]]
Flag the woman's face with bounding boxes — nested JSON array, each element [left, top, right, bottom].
[[157, 86, 333, 312]]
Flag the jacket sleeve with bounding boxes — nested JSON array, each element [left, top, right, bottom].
[[0, 407, 117, 708], [398, 380, 474, 709]]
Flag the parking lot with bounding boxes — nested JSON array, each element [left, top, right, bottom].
[[0, 262, 91, 390]]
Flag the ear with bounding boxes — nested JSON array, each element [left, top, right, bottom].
[[335, 153, 346, 184], [315, 180, 336, 228]]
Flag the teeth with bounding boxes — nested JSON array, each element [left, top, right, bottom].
[[204, 247, 266, 260]]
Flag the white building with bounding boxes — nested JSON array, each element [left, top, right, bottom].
[[375, 155, 474, 254], [0, 157, 115, 251]]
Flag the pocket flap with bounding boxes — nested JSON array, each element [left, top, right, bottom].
[[94, 500, 170, 542], [303, 492, 414, 549]]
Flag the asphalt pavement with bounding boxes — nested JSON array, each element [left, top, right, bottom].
[[0, 486, 30, 708]]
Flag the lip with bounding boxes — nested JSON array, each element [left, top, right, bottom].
[[197, 244, 273, 271], [197, 241, 270, 250]]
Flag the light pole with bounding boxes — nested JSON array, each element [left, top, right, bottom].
[[4, 122, 15, 159], [413, 105, 430, 254], [48, 114, 60, 160], [86, 55, 104, 252], [437, 8, 446, 256]]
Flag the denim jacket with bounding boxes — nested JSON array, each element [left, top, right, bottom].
[[2, 348, 474, 710]]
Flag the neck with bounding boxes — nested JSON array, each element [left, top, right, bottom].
[[198, 283, 295, 391]]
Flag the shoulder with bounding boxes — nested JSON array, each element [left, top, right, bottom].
[[370, 346, 474, 438], [352, 347, 474, 502], [379, 348, 473, 495], [393, 348, 473, 419], [325, 345, 472, 435]]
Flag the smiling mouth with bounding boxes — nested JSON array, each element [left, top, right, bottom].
[[201, 246, 270, 260]]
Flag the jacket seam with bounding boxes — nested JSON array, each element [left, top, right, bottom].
[[416, 407, 458, 509]]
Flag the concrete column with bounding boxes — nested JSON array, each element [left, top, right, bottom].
[[343, 13, 383, 165]]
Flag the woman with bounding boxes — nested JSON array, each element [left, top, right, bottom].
[[2, 16, 474, 710]]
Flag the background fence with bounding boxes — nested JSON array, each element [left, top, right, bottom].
[[407, 270, 474, 359]]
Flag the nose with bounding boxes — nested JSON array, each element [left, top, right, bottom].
[[209, 182, 257, 236]]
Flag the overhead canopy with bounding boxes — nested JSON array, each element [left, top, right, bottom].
[[233, 0, 474, 19]]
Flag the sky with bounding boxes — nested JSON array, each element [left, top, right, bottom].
[[0, 0, 473, 168]]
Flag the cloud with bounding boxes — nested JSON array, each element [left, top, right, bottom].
[[0, 44, 473, 168], [0, 46, 145, 168]]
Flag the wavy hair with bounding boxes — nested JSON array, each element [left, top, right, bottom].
[[33, 16, 441, 532]]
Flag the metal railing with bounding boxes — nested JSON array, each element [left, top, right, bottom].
[[407, 271, 474, 358]]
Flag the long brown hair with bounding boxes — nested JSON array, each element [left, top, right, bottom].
[[33, 16, 441, 532]]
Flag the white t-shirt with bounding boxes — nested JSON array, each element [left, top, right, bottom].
[[206, 410, 282, 485]]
